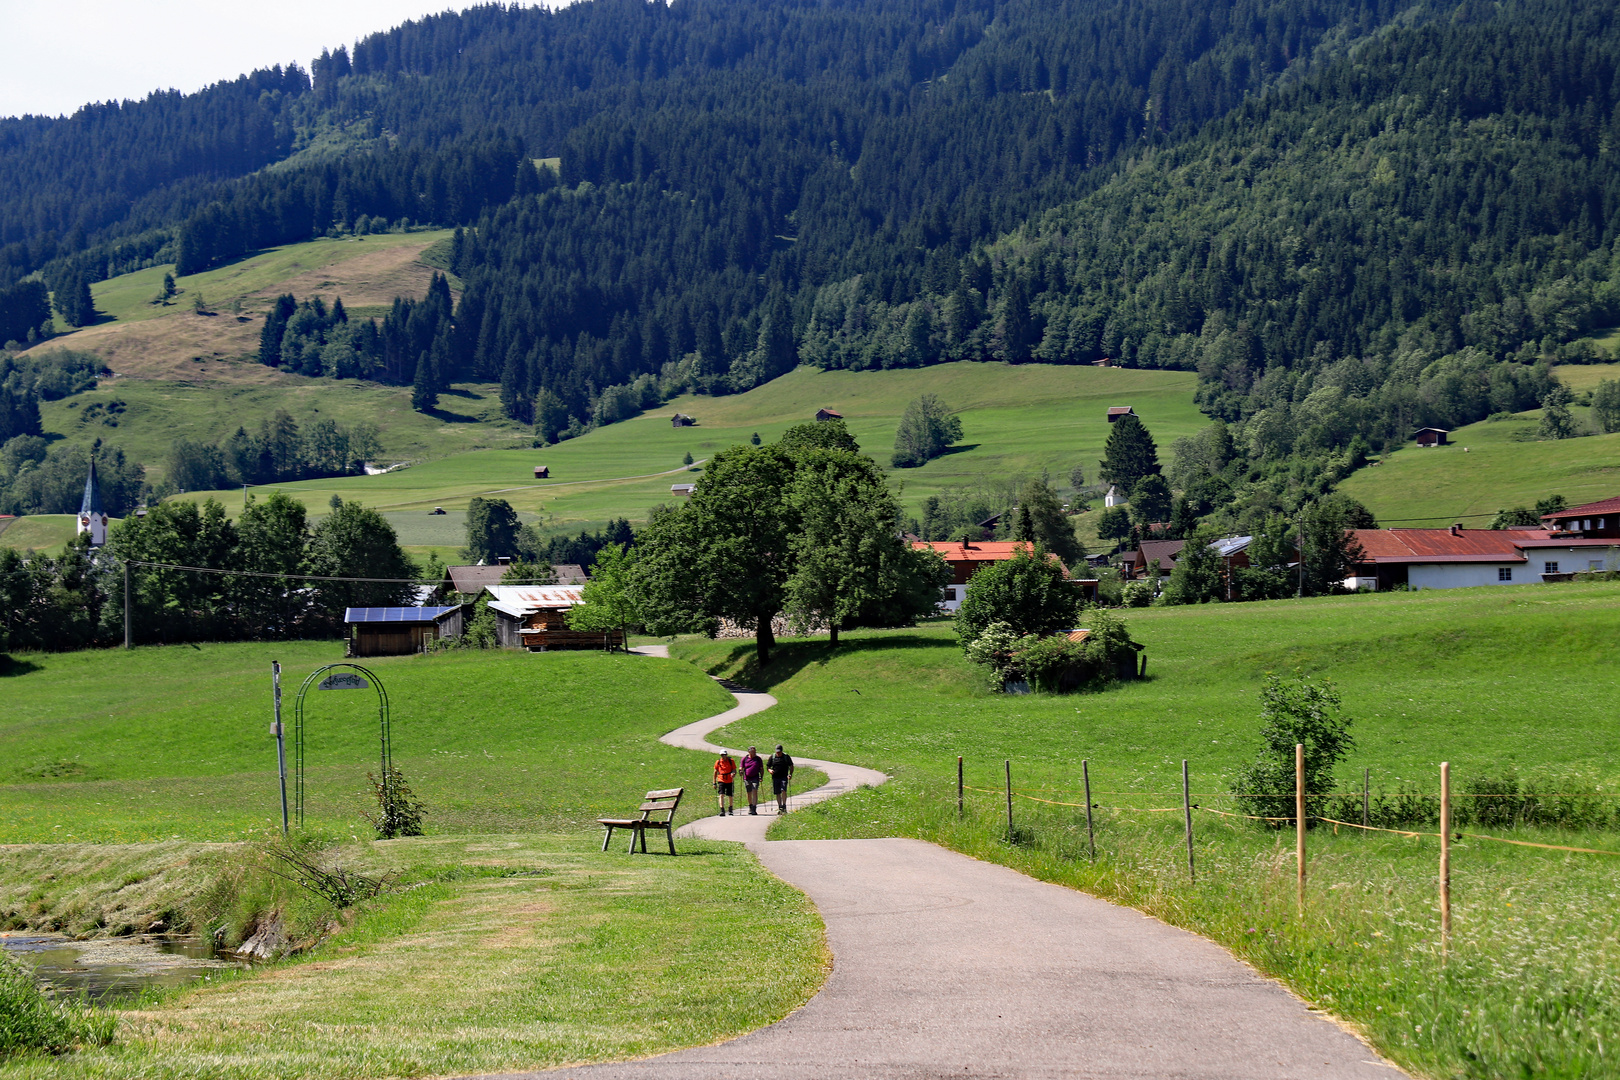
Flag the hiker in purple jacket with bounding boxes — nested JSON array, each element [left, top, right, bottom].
[[740, 746, 765, 815]]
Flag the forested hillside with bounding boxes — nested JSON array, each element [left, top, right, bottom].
[[3, 0, 1616, 475]]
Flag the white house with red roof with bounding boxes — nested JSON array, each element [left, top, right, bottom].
[[1343, 515, 1620, 591]]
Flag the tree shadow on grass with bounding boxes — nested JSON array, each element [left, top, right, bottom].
[[700, 632, 959, 694], [424, 406, 479, 423], [0, 654, 42, 677]]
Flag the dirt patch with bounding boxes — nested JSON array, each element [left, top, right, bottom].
[[253, 242, 445, 310], [41, 313, 274, 384]]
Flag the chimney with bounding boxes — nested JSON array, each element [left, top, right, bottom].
[[1450, 524, 1462, 536]]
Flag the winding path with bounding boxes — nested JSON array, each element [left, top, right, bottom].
[[483, 648, 1405, 1079]]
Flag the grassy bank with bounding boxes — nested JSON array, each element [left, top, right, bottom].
[[0, 834, 826, 1078], [673, 583, 1620, 1079]]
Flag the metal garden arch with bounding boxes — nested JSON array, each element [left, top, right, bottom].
[[293, 663, 391, 828]]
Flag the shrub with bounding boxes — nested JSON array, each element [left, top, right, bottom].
[[1230, 673, 1355, 826], [0, 954, 115, 1057], [955, 546, 1080, 645], [963, 610, 1137, 693], [363, 765, 426, 839], [1121, 580, 1155, 607]]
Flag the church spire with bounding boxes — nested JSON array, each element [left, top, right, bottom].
[[77, 461, 108, 546], [80, 460, 104, 516]]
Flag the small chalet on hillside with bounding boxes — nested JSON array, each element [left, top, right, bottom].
[[909, 540, 1095, 610], [1106, 406, 1135, 424], [816, 408, 843, 422], [671, 413, 695, 428], [1414, 427, 1450, 447]]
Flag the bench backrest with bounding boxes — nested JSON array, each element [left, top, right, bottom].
[[637, 787, 683, 824]]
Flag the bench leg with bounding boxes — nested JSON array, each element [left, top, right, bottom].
[[639, 826, 648, 854], [666, 827, 676, 856], [601, 825, 613, 852], [627, 827, 638, 854]]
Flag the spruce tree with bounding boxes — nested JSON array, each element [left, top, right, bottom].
[[1099, 414, 1160, 494], [411, 351, 438, 412]]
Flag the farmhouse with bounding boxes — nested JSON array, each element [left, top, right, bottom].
[[441, 564, 508, 601], [484, 584, 623, 650], [345, 606, 463, 657], [1414, 427, 1449, 447], [1106, 406, 1135, 423], [1344, 526, 1531, 590], [910, 539, 1085, 611], [816, 408, 843, 422], [1122, 538, 1185, 579]]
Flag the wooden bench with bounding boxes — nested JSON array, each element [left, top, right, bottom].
[[598, 788, 683, 854]]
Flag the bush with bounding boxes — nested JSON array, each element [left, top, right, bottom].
[[1231, 673, 1355, 826], [363, 765, 426, 839], [955, 546, 1080, 645], [963, 610, 1137, 693], [1121, 580, 1155, 607], [0, 954, 115, 1057]]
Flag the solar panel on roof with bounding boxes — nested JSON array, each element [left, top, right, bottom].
[[344, 606, 459, 623]]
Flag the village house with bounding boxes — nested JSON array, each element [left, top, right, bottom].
[[344, 606, 463, 656], [909, 539, 1095, 610], [1344, 526, 1533, 590], [1528, 496, 1620, 576], [484, 584, 622, 650], [1121, 538, 1185, 580]]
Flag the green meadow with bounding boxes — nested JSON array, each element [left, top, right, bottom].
[[1339, 406, 1620, 526], [0, 642, 821, 844], [676, 581, 1620, 1080], [166, 361, 1205, 539]]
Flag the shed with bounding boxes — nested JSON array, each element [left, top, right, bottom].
[[671, 482, 696, 497], [671, 413, 695, 428], [1106, 406, 1135, 423], [533, 465, 550, 479], [816, 408, 843, 422], [1414, 427, 1449, 447], [485, 585, 622, 651], [1062, 627, 1145, 680], [344, 606, 462, 657]]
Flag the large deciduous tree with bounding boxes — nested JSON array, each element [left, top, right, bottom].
[[891, 394, 962, 468], [306, 499, 417, 620], [784, 448, 948, 645], [630, 442, 798, 665], [955, 546, 1080, 646], [1013, 477, 1084, 567], [464, 497, 523, 563], [236, 491, 308, 636]]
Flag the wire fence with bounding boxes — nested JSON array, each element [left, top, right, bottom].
[[958, 754, 1620, 949]]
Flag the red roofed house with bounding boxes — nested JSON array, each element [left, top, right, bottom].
[[816, 408, 843, 422], [1344, 526, 1534, 590], [1530, 497, 1620, 577], [1121, 538, 1186, 580], [910, 540, 1092, 610]]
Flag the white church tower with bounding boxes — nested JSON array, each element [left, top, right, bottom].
[[77, 462, 109, 546]]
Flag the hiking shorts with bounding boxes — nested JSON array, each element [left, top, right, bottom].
[[714, 781, 734, 796], [772, 776, 791, 794], [744, 779, 760, 791]]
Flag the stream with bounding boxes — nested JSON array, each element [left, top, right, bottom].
[[2, 932, 247, 1002]]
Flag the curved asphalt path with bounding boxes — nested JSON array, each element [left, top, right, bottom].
[[476, 647, 1404, 1080]]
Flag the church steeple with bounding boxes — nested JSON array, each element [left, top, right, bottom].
[[77, 461, 108, 546]]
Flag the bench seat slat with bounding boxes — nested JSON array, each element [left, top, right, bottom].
[[644, 788, 683, 798]]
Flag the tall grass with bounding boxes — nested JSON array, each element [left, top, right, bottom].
[[0, 956, 115, 1058]]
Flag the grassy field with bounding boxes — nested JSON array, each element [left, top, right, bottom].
[[164, 361, 1205, 539], [0, 642, 820, 843], [0, 643, 829, 1076], [0, 515, 78, 553], [0, 834, 825, 1079], [1340, 408, 1620, 525], [669, 582, 1620, 1080]]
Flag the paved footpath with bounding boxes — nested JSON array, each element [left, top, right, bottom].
[[482, 649, 1404, 1080]]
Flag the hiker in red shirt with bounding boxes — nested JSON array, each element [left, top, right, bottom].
[[713, 750, 737, 816], [740, 746, 765, 816]]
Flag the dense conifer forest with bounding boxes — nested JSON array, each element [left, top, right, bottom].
[[2, 0, 1617, 463]]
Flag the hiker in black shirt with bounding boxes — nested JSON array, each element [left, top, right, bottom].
[[767, 745, 795, 814]]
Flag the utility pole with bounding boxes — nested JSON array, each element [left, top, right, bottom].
[[272, 661, 289, 835], [1296, 505, 1306, 600]]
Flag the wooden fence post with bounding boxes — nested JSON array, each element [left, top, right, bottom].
[[1295, 743, 1306, 911], [1440, 761, 1452, 952], [1182, 759, 1195, 882], [1363, 767, 1370, 829], [957, 756, 964, 818], [1083, 759, 1095, 861]]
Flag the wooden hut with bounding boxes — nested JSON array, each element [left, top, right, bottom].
[[344, 606, 463, 657]]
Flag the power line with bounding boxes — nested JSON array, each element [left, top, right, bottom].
[[122, 560, 559, 586]]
